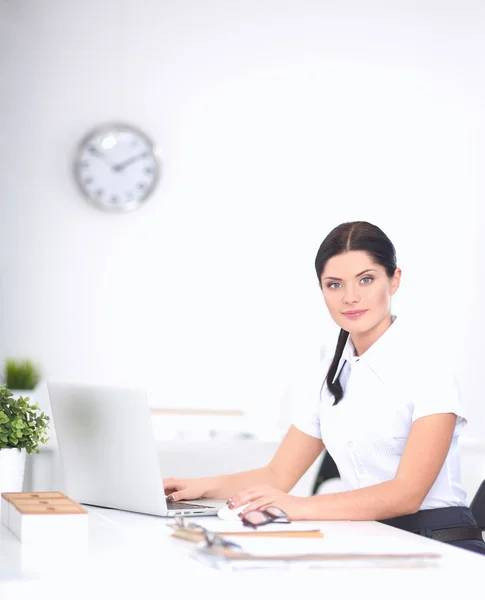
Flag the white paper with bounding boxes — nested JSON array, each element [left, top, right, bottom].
[[223, 534, 442, 558]]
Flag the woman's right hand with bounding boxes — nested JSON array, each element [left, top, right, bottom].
[[163, 477, 214, 501]]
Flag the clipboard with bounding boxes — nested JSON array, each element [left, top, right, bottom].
[[190, 534, 442, 570], [193, 544, 442, 571]]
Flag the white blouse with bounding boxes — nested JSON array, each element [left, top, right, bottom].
[[294, 316, 468, 510]]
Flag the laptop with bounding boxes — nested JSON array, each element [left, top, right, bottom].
[[46, 380, 221, 517]]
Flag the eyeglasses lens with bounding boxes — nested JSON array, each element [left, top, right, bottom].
[[264, 506, 288, 519], [242, 510, 271, 526]]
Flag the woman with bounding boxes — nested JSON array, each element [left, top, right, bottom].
[[164, 221, 485, 555]]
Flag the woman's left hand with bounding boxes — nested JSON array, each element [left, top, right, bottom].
[[228, 484, 310, 520]]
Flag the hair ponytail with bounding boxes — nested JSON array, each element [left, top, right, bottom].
[[325, 329, 349, 405]]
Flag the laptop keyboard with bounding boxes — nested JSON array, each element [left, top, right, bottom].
[[167, 500, 215, 510]]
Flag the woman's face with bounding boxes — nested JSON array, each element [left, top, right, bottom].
[[320, 250, 401, 335]]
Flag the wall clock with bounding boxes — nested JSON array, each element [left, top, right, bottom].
[[73, 123, 161, 212]]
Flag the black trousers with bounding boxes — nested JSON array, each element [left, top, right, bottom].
[[379, 506, 485, 556]]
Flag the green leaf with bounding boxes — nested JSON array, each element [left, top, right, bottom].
[[0, 384, 50, 452], [4, 358, 41, 390]]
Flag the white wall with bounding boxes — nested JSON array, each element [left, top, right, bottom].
[[1, 0, 485, 437]]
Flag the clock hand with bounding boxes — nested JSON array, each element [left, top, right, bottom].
[[112, 153, 146, 172], [89, 147, 113, 167]]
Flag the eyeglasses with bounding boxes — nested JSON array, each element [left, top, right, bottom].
[[203, 531, 242, 552], [173, 516, 207, 532], [172, 517, 243, 552], [241, 506, 291, 529]]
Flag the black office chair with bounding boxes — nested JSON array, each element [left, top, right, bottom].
[[470, 479, 485, 531], [311, 450, 340, 495]]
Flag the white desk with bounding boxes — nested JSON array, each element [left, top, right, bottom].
[[0, 506, 483, 600]]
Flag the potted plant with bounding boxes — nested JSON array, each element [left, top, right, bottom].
[[0, 386, 50, 500], [4, 358, 41, 397]]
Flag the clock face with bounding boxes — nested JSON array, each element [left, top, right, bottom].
[[74, 123, 161, 212]]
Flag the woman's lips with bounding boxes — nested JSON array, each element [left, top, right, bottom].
[[343, 310, 368, 319]]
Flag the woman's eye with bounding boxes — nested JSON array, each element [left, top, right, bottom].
[[327, 278, 372, 289]]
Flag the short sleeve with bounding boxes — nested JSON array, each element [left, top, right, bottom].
[[291, 360, 329, 440], [411, 360, 467, 430], [293, 404, 322, 439]]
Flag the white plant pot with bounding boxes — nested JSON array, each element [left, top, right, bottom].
[[0, 448, 27, 514]]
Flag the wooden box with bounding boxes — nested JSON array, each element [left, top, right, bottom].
[[1, 491, 88, 543]]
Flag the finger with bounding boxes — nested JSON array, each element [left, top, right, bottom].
[[166, 490, 188, 501], [228, 490, 258, 508], [163, 481, 185, 494], [238, 497, 274, 517], [163, 478, 182, 488], [163, 480, 185, 490], [230, 487, 270, 509]]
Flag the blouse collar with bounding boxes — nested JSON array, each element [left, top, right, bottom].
[[332, 315, 398, 384]]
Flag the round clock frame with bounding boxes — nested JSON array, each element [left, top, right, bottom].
[[73, 122, 161, 213]]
